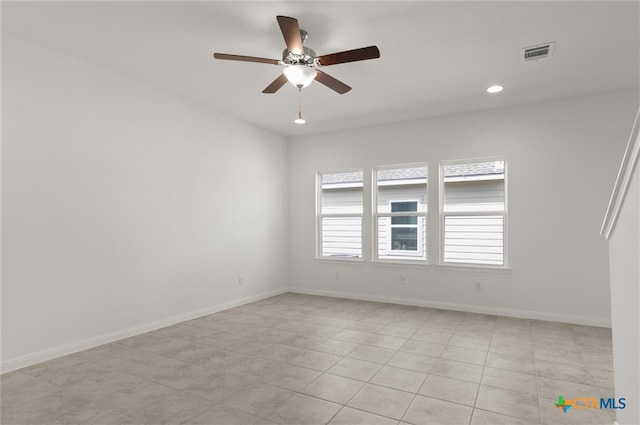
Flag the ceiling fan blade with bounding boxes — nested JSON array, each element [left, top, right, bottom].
[[213, 53, 280, 65], [316, 46, 380, 66], [262, 74, 289, 94], [315, 70, 352, 94], [277, 16, 304, 55]]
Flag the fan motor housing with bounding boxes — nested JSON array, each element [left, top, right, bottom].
[[282, 47, 316, 65]]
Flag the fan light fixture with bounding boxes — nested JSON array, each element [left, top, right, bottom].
[[283, 65, 318, 88]]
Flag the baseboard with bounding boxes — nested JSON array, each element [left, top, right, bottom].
[[288, 286, 612, 328], [1, 287, 288, 374], [3, 285, 610, 374]]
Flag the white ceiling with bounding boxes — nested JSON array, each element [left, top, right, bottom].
[[3, 1, 639, 137]]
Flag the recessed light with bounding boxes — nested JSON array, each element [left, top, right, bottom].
[[487, 85, 504, 94]]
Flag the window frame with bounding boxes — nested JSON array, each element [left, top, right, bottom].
[[316, 168, 365, 261], [439, 157, 508, 269], [373, 163, 429, 264]]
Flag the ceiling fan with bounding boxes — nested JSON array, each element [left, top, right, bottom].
[[213, 15, 380, 95]]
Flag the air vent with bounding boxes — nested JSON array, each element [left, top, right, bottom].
[[521, 42, 554, 62]]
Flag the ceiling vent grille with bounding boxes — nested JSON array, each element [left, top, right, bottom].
[[522, 42, 554, 62]]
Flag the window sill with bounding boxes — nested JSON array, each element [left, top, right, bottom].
[[437, 264, 512, 273], [371, 260, 431, 268], [315, 257, 365, 264]]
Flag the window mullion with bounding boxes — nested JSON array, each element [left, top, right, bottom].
[[377, 212, 428, 217], [320, 213, 365, 218], [442, 211, 504, 217]]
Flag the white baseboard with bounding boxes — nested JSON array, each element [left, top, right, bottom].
[[1, 287, 288, 374], [289, 286, 612, 328], [3, 284, 611, 374]]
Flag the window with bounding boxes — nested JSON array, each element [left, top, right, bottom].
[[441, 159, 506, 266], [316, 160, 507, 267], [317, 170, 363, 259], [374, 165, 428, 262]]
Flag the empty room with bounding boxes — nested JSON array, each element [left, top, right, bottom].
[[2, 1, 639, 425]]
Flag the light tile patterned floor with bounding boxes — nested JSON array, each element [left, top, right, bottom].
[[1, 293, 616, 424]]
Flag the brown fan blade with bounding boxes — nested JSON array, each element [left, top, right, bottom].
[[277, 16, 304, 55], [213, 53, 280, 65], [316, 46, 380, 67], [315, 70, 352, 94], [262, 74, 289, 94]]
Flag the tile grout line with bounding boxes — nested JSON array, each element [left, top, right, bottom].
[[466, 319, 493, 425], [3, 294, 614, 425]]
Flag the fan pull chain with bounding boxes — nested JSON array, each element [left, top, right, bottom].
[[295, 88, 306, 124]]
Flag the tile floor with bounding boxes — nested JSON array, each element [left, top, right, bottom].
[[2, 293, 616, 424]]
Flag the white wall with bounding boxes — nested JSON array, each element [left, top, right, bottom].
[[1, 35, 289, 371], [288, 91, 638, 326], [607, 135, 640, 425]]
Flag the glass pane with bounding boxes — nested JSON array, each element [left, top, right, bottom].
[[443, 215, 504, 265], [377, 167, 427, 182], [321, 171, 363, 214], [377, 217, 426, 261], [376, 166, 427, 214], [391, 201, 418, 213], [321, 217, 362, 258], [321, 170, 363, 185], [443, 160, 504, 180], [442, 160, 505, 213], [392, 228, 418, 251]]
